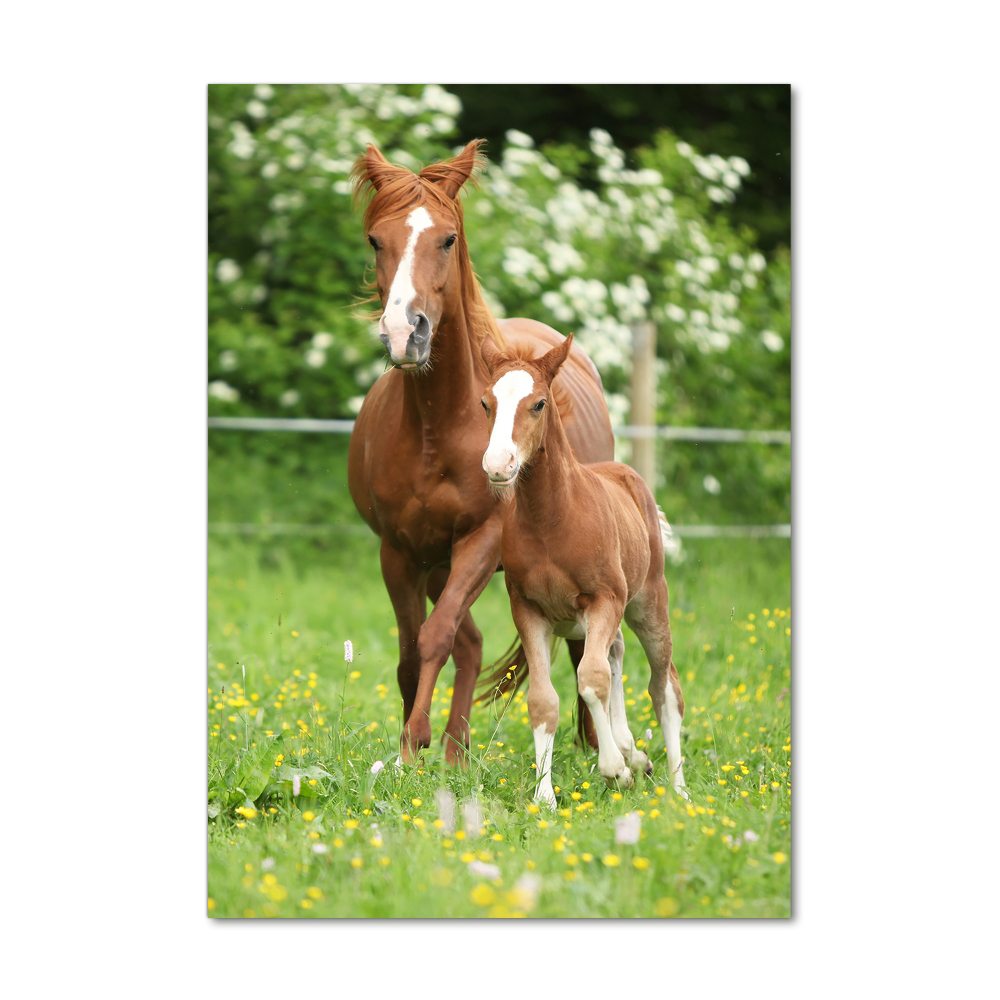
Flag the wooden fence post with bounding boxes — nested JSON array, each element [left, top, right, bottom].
[[630, 320, 657, 490]]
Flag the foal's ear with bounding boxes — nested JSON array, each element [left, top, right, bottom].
[[419, 140, 486, 199], [481, 333, 505, 375], [538, 332, 574, 384]]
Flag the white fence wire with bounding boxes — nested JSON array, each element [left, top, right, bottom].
[[208, 416, 791, 539]]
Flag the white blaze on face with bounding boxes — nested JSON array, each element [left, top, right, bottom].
[[379, 206, 434, 355], [483, 368, 534, 482]]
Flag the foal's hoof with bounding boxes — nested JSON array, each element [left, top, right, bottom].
[[627, 748, 652, 775], [603, 769, 634, 791]]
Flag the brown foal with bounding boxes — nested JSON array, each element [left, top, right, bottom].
[[347, 141, 614, 764], [481, 333, 688, 804]]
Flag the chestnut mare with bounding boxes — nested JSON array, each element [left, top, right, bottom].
[[480, 333, 688, 804], [347, 141, 614, 763]]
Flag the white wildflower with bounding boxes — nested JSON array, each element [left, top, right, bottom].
[[311, 843, 328, 854], [344, 640, 354, 662], [703, 475, 722, 495], [279, 389, 300, 407], [370, 760, 385, 776], [468, 860, 501, 880], [614, 812, 641, 845], [435, 788, 456, 835]]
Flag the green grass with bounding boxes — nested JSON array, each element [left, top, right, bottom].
[[207, 533, 791, 919]]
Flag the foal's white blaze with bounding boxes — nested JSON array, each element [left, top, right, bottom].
[[483, 368, 534, 482], [379, 207, 434, 356], [532, 723, 556, 808]]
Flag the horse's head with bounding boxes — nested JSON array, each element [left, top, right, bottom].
[[352, 141, 485, 370], [479, 333, 574, 486]]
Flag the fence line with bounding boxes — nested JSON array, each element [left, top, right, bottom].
[[207, 416, 790, 445], [208, 521, 790, 539]]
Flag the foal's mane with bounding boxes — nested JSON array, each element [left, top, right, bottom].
[[351, 141, 507, 370]]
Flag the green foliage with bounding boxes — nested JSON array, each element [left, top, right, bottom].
[[208, 84, 790, 526]]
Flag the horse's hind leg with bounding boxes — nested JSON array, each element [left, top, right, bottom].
[[380, 542, 428, 761], [607, 628, 652, 776], [567, 640, 600, 751], [428, 567, 482, 765], [625, 580, 687, 794]]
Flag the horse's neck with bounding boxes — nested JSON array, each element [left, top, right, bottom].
[[402, 309, 480, 443], [516, 405, 581, 527]]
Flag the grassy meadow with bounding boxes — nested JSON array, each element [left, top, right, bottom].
[[207, 512, 791, 919]]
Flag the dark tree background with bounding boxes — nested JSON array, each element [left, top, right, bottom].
[[447, 84, 790, 254]]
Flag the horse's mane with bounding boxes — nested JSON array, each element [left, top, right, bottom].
[[351, 141, 507, 372], [493, 342, 575, 424]]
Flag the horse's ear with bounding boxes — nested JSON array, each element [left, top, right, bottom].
[[352, 144, 401, 198], [538, 332, 574, 385], [419, 140, 486, 199], [481, 333, 504, 375]]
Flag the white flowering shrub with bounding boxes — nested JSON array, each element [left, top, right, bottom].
[[208, 85, 789, 525], [463, 128, 790, 523]]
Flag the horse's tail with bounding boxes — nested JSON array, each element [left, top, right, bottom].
[[475, 638, 529, 704]]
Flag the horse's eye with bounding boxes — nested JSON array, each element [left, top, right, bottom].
[[368, 235, 379, 251], [443, 234, 457, 249], [532, 400, 546, 412], [481, 399, 489, 413]]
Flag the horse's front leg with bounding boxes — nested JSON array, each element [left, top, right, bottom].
[[404, 520, 502, 761], [428, 567, 484, 765]]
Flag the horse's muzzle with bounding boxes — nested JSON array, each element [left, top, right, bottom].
[[379, 312, 431, 369]]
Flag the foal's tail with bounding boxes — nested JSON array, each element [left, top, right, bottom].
[[475, 639, 529, 705], [657, 506, 685, 565]]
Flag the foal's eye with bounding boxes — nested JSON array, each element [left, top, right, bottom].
[[443, 234, 457, 249], [481, 399, 489, 413], [532, 400, 546, 412], [368, 235, 380, 251]]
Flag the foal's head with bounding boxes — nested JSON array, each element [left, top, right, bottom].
[[352, 140, 492, 371], [480, 334, 574, 487]]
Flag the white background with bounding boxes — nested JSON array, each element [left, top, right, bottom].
[[4, 2, 996, 996]]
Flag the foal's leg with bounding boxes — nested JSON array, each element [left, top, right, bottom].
[[510, 590, 559, 809], [607, 628, 653, 775], [577, 601, 633, 789], [566, 640, 600, 751], [625, 580, 687, 794], [380, 542, 428, 743], [427, 567, 483, 765]]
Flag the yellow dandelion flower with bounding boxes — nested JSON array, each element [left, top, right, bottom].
[[411, 798, 422, 807], [526, 804, 540, 815], [470, 884, 497, 907], [344, 819, 359, 829], [379, 857, 391, 867], [773, 852, 787, 864], [655, 897, 679, 917], [602, 854, 620, 867], [491, 833, 504, 842], [302, 811, 315, 822], [207, 898, 216, 911], [632, 857, 651, 870], [611, 792, 622, 801], [350, 857, 363, 869]]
